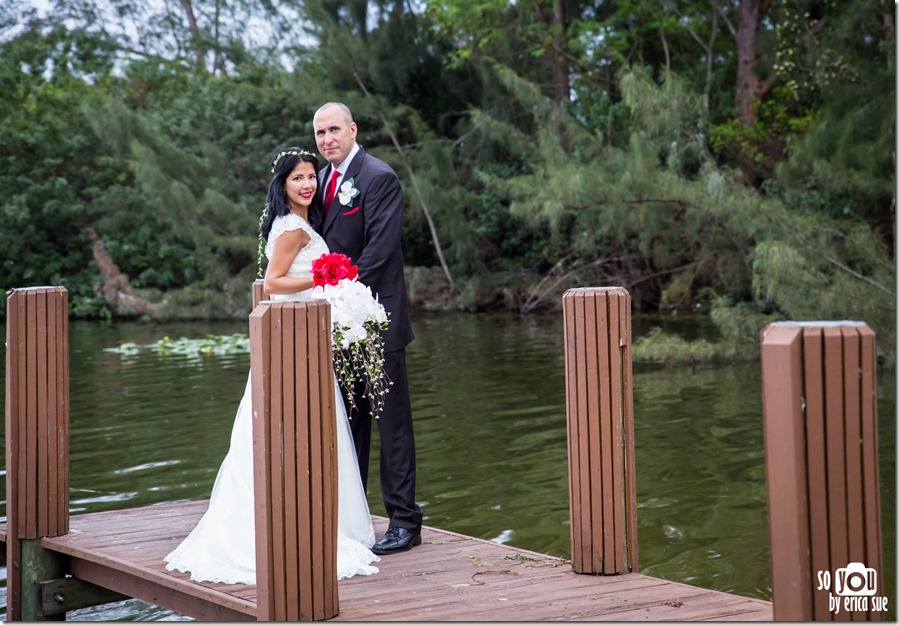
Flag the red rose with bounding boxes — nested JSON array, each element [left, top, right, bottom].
[[312, 253, 358, 287]]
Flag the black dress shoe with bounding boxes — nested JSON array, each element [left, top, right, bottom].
[[372, 526, 422, 555]]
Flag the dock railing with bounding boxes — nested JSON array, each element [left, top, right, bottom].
[[562, 287, 638, 575], [249, 297, 339, 621], [252, 278, 265, 308], [760, 321, 883, 621], [5, 287, 70, 621]]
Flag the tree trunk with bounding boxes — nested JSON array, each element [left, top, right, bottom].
[[547, 0, 569, 153], [550, 0, 569, 105], [734, 0, 772, 125], [666, 1, 720, 114], [212, 0, 222, 75], [883, 0, 895, 71], [180, 0, 207, 74], [704, 7, 719, 115]]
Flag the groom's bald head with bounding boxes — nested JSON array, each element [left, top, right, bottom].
[[314, 102, 354, 125], [313, 102, 358, 166]]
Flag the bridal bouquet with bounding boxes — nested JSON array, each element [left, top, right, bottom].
[[310, 253, 390, 418]]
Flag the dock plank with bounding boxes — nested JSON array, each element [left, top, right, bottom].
[[331, 518, 771, 622], [0, 504, 771, 621]]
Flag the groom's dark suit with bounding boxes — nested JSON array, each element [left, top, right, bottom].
[[311, 146, 423, 533]]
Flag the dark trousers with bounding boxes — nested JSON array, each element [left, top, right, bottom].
[[343, 347, 423, 532]]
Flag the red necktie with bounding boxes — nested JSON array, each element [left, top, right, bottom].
[[324, 169, 340, 217]]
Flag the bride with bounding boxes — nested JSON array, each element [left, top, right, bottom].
[[164, 148, 380, 584]]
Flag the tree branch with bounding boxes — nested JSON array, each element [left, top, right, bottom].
[[350, 69, 458, 298], [712, 0, 737, 38], [765, 206, 895, 296], [625, 262, 695, 290], [521, 253, 640, 313], [179, 0, 207, 74]]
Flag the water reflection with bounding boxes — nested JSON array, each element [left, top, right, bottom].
[[633, 363, 772, 598], [400, 313, 570, 558], [0, 313, 893, 620]]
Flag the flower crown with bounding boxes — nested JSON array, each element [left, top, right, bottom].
[[271, 149, 317, 173]]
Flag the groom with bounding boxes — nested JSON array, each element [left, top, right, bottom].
[[310, 102, 423, 555]]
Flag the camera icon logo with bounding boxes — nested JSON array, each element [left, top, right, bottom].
[[835, 562, 877, 597]]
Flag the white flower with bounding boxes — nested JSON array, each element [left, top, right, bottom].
[[337, 178, 360, 206], [312, 280, 386, 337], [310, 276, 390, 418]]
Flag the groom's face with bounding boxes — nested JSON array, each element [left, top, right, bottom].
[[314, 107, 358, 166]]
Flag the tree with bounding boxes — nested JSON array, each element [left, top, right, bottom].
[[1, 0, 892, 328], [427, 0, 576, 115], [0, 16, 120, 316], [41, 0, 269, 76], [463, 61, 893, 344], [724, 0, 775, 125], [773, 0, 895, 243]]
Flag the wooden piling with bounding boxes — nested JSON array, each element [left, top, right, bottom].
[[562, 287, 638, 575], [249, 300, 339, 621], [252, 279, 265, 308], [5, 287, 70, 621], [760, 321, 882, 621]]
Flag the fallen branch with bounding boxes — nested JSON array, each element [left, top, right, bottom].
[[521, 254, 637, 313], [87, 228, 166, 316]]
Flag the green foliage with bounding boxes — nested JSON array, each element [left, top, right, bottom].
[[772, 0, 855, 108], [750, 221, 894, 324], [428, 0, 568, 69], [464, 61, 895, 352], [632, 326, 749, 365], [0, 0, 893, 366], [635, 296, 785, 365], [773, 0, 894, 233], [0, 21, 120, 315], [84, 96, 257, 297], [111, 333, 250, 358], [710, 86, 819, 179], [710, 297, 782, 345], [427, 0, 520, 64]]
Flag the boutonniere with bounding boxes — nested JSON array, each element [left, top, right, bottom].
[[337, 178, 360, 206]]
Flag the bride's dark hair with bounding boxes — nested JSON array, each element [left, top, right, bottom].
[[260, 147, 321, 241]]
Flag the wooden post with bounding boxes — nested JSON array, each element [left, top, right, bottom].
[[249, 300, 339, 621], [252, 278, 265, 309], [562, 287, 638, 575], [5, 287, 70, 621], [761, 321, 883, 621]]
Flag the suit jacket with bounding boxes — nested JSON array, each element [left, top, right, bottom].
[[311, 146, 414, 352]]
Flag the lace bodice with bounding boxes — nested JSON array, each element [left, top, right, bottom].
[[265, 213, 329, 301]]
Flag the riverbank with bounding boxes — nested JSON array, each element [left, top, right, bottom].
[[4, 266, 895, 368]]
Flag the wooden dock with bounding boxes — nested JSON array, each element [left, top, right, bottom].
[[5, 286, 885, 621], [0, 502, 772, 621]]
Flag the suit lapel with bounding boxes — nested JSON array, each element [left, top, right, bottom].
[[313, 164, 331, 231], [322, 147, 366, 236]]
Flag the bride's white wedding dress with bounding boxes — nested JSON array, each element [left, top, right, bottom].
[[164, 212, 379, 584]]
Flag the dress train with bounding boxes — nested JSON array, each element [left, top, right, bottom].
[[164, 373, 379, 584]]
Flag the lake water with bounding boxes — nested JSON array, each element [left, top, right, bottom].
[[0, 311, 894, 620]]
